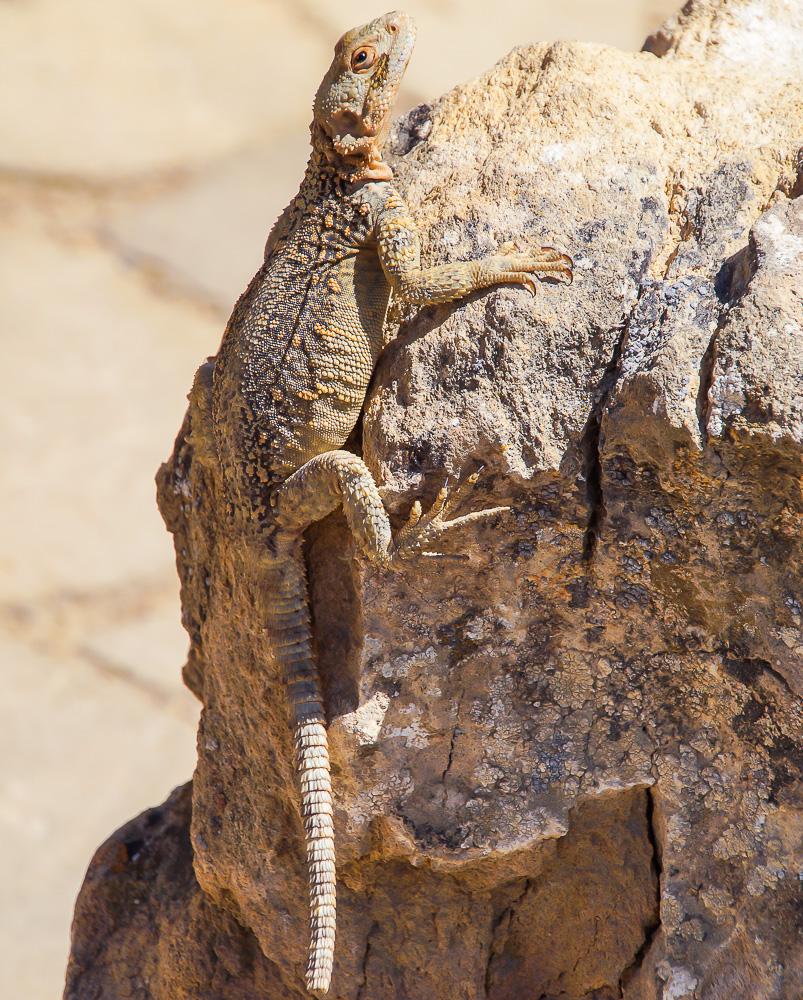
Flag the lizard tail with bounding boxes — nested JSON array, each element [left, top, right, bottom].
[[266, 554, 336, 997]]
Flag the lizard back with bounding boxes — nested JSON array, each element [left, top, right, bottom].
[[212, 172, 391, 531]]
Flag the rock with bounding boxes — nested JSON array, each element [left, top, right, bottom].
[[66, 1, 803, 998], [290, 0, 681, 108], [63, 785, 288, 999]]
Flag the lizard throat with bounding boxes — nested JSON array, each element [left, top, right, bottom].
[[312, 123, 394, 183], [349, 158, 393, 183]]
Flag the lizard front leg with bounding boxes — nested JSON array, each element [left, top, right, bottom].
[[375, 187, 573, 305]]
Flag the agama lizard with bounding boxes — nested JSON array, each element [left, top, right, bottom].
[[210, 10, 572, 995]]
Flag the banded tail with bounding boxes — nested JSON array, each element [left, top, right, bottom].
[[265, 552, 336, 997]]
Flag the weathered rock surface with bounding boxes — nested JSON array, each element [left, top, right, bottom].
[[66, 1, 802, 998]]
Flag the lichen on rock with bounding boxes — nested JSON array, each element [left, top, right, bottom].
[[66, 2, 802, 998]]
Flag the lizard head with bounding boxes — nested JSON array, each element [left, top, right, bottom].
[[312, 10, 416, 183]]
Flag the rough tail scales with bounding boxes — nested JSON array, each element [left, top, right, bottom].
[[265, 553, 336, 996]]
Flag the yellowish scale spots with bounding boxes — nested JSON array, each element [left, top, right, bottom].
[[383, 215, 414, 233], [271, 388, 284, 401], [335, 388, 363, 404], [336, 325, 361, 345], [314, 322, 334, 338], [327, 277, 341, 295], [292, 333, 302, 348], [324, 213, 334, 228], [296, 388, 319, 401]]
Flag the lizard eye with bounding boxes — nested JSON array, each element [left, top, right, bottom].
[[350, 46, 377, 72]]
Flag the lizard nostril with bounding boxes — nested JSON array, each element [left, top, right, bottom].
[[388, 22, 399, 34]]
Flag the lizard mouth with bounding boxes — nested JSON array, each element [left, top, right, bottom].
[[328, 108, 387, 176], [330, 134, 392, 182], [331, 109, 377, 143]]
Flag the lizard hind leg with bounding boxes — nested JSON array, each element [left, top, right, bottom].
[[263, 553, 336, 997]]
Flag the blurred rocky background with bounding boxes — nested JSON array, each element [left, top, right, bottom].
[[2, 2, 684, 997]]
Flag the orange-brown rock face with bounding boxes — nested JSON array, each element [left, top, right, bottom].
[[66, 2, 802, 998]]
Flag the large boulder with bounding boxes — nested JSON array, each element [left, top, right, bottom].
[[66, 1, 802, 998]]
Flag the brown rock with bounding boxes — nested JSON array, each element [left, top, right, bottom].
[[64, 785, 287, 999], [66, 1, 803, 998]]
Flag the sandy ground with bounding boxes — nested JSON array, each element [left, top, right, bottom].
[[0, 2, 678, 996]]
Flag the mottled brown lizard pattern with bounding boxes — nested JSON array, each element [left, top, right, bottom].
[[209, 11, 572, 996]]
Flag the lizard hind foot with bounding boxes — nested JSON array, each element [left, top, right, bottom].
[[390, 468, 509, 563]]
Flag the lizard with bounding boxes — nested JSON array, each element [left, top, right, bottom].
[[209, 9, 573, 996]]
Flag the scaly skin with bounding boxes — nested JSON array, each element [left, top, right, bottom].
[[209, 10, 572, 996]]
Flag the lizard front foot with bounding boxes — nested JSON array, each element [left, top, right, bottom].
[[495, 243, 574, 294], [389, 469, 509, 563]]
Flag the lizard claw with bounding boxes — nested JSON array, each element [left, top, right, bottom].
[[537, 247, 574, 283], [390, 468, 509, 564], [494, 245, 573, 292]]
